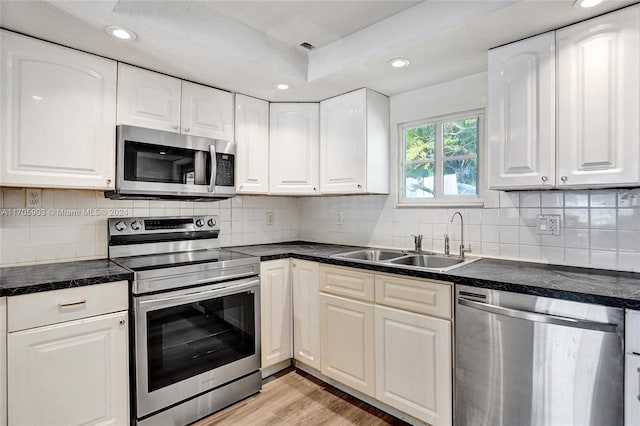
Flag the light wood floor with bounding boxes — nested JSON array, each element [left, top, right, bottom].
[[192, 369, 410, 426]]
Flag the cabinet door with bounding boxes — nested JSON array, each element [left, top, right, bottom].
[[375, 305, 452, 426], [269, 103, 320, 195], [557, 6, 640, 187], [116, 63, 181, 133], [626, 354, 640, 426], [292, 260, 320, 370], [320, 89, 367, 193], [0, 31, 117, 190], [487, 32, 556, 189], [181, 81, 234, 140], [320, 293, 375, 397], [8, 311, 129, 426], [260, 260, 292, 368], [235, 94, 269, 193], [0, 298, 5, 426]]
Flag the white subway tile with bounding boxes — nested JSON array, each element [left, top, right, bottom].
[[498, 208, 519, 226], [590, 209, 617, 229], [564, 209, 589, 228], [590, 250, 617, 267], [618, 230, 640, 252], [519, 192, 541, 208], [499, 244, 519, 258], [519, 227, 541, 246], [481, 209, 499, 225], [541, 192, 563, 208], [618, 252, 640, 272], [564, 229, 589, 249], [499, 192, 519, 208], [589, 191, 616, 208], [481, 225, 500, 243], [541, 246, 564, 263], [618, 209, 640, 230], [481, 242, 500, 256], [499, 226, 519, 244], [519, 245, 541, 261], [3, 188, 25, 208], [564, 192, 589, 207], [564, 248, 590, 266]]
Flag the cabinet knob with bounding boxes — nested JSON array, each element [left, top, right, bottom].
[[119, 319, 126, 326], [184, 127, 191, 133], [357, 184, 362, 189], [173, 125, 179, 131], [106, 178, 112, 185], [541, 176, 548, 182], [313, 187, 317, 192], [560, 176, 568, 182]]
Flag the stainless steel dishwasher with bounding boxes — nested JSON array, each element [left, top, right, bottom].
[[455, 284, 624, 426]]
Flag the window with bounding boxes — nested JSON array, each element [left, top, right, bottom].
[[399, 109, 483, 205]]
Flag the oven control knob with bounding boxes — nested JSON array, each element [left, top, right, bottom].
[[207, 218, 216, 227], [114, 221, 127, 232], [195, 219, 205, 227], [131, 221, 141, 231]]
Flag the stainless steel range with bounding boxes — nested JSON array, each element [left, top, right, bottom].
[[108, 215, 261, 426]]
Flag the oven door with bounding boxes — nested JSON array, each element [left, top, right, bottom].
[[134, 276, 260, 419]]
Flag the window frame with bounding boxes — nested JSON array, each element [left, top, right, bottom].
[[397, 108, 485, 207]]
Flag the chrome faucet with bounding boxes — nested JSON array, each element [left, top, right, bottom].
[[450, 211, 472, 258], [412, 234, 423, 252], [443, 234, 450, 256]]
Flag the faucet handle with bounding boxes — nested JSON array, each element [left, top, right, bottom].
[[411, 234, 423, 251]]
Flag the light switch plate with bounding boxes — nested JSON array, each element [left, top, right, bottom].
[[537, 214, 561, 235], [266, 211, 274, 225]]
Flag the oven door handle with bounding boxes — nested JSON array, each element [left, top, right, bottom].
[[138, 278, 258, 310], [208, 143, 217, 193]]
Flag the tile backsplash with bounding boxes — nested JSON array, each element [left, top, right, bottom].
[[0, 188, 299, 266], [298, 188, 640, 273], [1, 187, 638, 272]]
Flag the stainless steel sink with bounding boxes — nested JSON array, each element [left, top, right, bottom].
[[332, 248, 408, 262], [388, 254, 464, 269], [387, 254, 479, 271]]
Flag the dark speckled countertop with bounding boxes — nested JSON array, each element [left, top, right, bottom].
[[228, 241, 640, 310], [0, 259, 133, 296], [0, 242, 638, 310]]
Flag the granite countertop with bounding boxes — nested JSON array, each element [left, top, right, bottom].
[[0, 259, 133, 296], [0, 242, 638, 310], [228, 241, 640, 310]]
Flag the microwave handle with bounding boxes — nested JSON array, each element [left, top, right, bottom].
[[208, 144, 217, 193]]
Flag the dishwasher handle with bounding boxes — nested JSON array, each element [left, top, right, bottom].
[[458, 297, 619, 333]]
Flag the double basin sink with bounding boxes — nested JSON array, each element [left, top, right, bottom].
[[331, 248, 478, 272]]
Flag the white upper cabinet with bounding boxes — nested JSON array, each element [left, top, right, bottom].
[[320, 88, 389, 194], [488, 32, 556, 190], [235, 94, 269, 193], [181, 81, 234, 140], [557, 5, 640, 188], [0, 31, 117, 190], [117, 63, 182, 133], [269, 103, 320, 195], [487, 5, 640, 190], [117, 64, 234, 140]]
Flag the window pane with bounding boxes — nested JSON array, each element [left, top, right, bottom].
[[443, 118, 478, 157], [443, 159, 477, 195], [405, 124, 435, 161], [404, 163, 435, 198]]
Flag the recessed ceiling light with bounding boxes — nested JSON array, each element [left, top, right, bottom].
[[276, 84, 290, 90], [574, 0, 604, 8], [388, 58, 410, 68], [106, 26, 137, 41]]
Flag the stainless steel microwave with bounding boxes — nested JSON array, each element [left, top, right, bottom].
[[106, 125, 236, 200]]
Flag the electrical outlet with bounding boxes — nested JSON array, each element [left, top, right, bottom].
[[537, 214, 561, 236], [266, 211, 274, 226], [27, 188, 42, 208], [335, 211, 344, 225]]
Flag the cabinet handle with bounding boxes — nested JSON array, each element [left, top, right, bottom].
[[58, 300, 86, 308], [541, 176, 548, 182], [560, 176, 568, 182]]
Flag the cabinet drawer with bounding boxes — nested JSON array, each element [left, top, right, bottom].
[[320, 265, 374, 302], [627, 310, 640, 355], [375, 274, 452, 319], [8, 281, 128, 332]]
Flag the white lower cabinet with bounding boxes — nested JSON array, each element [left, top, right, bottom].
[[626, 310, 640, 426], [292, 260, 320, 370], [260, 259, 292, 369], [375, 305, 452, 426], [320, 292, 375, 397], [7, 282, 129, 426]]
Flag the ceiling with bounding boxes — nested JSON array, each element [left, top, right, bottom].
[[0, 0, 637, 102]]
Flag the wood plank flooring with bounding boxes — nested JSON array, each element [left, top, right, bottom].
[[192, 369, 410, 426]]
